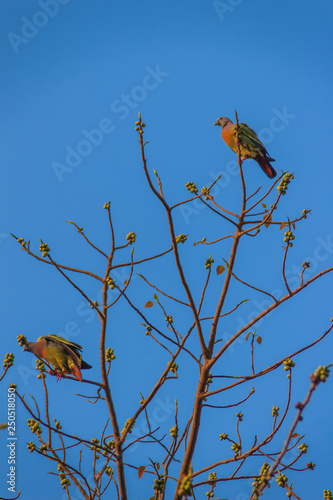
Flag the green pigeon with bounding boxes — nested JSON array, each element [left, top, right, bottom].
[[214, 117, 277, 178], [23, 334, 92, 381]]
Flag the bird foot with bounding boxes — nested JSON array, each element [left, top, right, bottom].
[[48, 368, 64, 381], [55, 371, 66, 382]]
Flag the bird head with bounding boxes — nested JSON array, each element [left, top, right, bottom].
[[213, 117, 232, 128], [22, 342, 34, 353], [22, 339, 46, 357]]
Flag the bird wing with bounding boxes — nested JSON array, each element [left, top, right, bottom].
[[44, 335, 83, 368], [45, 334, 82, 351], [239, 123, 263, 149], [239, 123, 274, 159]]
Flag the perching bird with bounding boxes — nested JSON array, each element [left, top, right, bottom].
[[214, 117, 277, 178], [23, 334, 92, 382]]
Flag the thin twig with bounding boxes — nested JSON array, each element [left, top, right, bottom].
[[67, 221, 108, 259], [138, 274, 189, 306], [231, 270, 278, 303]]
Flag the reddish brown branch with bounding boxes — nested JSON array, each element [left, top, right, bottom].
[[67, 220, 108, 259]]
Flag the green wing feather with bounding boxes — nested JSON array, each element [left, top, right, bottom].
[[240, 123, 259, 140], [44, 334, 91, 370], [45, 334, 83, 351], [239, 123, 263, 149], [237, 122, 274, 159], [44, 335, 83, 367]]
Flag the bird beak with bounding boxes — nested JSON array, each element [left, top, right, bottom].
[[213, 121, 218, 126], [22, 344, 30, 352]]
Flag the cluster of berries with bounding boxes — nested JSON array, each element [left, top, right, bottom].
[[39, 241, 50, 257], [17, 334, 27, 346], [105, 347, 116, 362], [283, 230, 295, 247], [36, 359, 46, 379], [121, 418, 135, 435], [106, 275, 115, 290], [179, 474, 192, 495], [276, 472, 288, 487], [59, 471, 71, 489], [298, 443, 308, 454], [170, 425, 178, 438], [185, 181, 198, 194], [3, 353, 14, 368], [169, 361, 178, 374], [176, 234, 187, 244], [165, 314, 173, 325], [201, 185, 211, 200], [126, 232, 136, 244], [135, 115, 146, 135], [153, 476, 165, 493], [277, 172, 294, 195], [105, 466, 114, 476], [311, 365, 330, 384], [252, 462, 270, 492], [283, 358, 295, 371], [27, 441, 36, 452], [16, 237, 27, 247], [231, 442, 241, 457], [205, 255, 214, 269], [27, 418, 42, 435]]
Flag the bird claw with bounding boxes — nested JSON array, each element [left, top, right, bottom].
[[48, 368, 64, 381], [55, 371, 65, 382]]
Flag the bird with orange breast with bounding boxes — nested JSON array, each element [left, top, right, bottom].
[[214, 117, 277, 179], [23, 334, 92, 382]]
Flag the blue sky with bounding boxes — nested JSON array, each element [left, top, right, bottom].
[[1, 1, 333, 499]]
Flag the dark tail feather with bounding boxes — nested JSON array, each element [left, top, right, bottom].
[[257, 155, 277, 179], [81, 360, 92, 370]]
